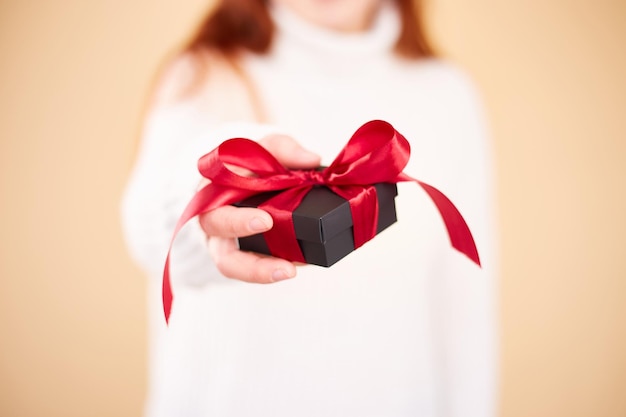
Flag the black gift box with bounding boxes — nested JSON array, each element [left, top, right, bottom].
[[235, 183, 398, 267]]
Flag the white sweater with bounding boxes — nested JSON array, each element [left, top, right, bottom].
[[121, 3, 499, 417]]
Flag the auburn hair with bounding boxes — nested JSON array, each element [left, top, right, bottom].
[[185, 0, 435, 58]]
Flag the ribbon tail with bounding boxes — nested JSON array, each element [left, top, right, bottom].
[[398, 174, 481, 267], [162, 256, 173, 324]]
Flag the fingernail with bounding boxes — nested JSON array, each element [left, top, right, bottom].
[[249, 217, 270, 232], [271, 269, 292, 282]]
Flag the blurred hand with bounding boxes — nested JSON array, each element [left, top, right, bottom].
[[199, 134, 321, 283]]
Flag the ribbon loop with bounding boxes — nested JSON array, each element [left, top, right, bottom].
[[198, 138, 295, 191], [326, 120, 411, 185]]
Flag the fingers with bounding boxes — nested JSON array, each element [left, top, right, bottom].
[[197, 134, 316, 284], [208, 237, 297, 284], [259, 134, 321, 169], [199, 206, 273, 238], [200, 207, 297, 284]]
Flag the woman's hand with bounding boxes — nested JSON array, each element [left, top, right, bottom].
[[198, 134, 321, 284]]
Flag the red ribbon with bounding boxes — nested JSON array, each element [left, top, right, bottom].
[[162, 120, 480, 323]]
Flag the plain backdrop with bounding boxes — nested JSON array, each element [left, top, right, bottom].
[[1, 0, 625, 416]]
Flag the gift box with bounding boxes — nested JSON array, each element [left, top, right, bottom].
[[235, 183, 398, 267], [162, 120, 481, 323]]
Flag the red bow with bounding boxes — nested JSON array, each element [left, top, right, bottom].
[[162, 120, 480, 323]]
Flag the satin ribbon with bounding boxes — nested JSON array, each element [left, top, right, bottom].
[[162, 120, 480, 323]]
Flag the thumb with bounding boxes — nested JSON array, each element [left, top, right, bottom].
[[259, 134, 321, 169]]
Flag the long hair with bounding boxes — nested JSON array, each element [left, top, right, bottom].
[[185, 0, 435, 58], [136, 0, 435, 162]]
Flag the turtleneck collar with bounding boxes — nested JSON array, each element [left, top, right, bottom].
[[268, 1, 400, 57]]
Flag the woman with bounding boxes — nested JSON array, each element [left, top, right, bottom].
[[121, 0, 499, 416]]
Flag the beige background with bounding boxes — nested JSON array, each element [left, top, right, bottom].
[[1, 0, 624, 416]]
